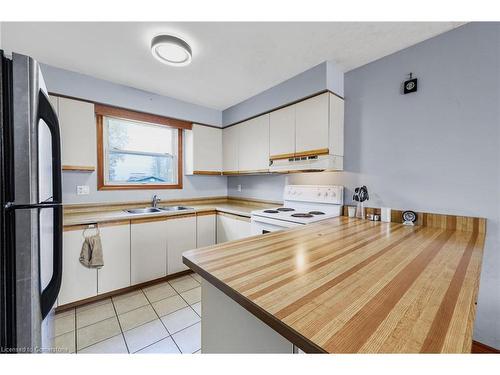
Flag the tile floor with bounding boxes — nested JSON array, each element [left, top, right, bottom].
[[54, 273, 203, 354]]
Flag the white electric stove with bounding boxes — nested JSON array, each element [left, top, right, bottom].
[[250, 185, 344, 235]]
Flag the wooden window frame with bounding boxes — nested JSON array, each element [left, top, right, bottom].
[[96, 104, 191, 190]]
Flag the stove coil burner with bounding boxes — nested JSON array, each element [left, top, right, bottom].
[[277, 207, 295, 212], [309, 211, 325, 215], [291, 213, 314, 218], [263, 210, 279, 214]]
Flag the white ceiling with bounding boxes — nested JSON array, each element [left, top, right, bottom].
[[1, 22, 464, 110]]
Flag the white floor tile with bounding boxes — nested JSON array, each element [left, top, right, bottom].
[[180, 287, 201, 305], [143, 282, 177, 303], [152, 294, 188, 317], [78, 334, 128, 354], [77, 298, 112, 313], [191, 302, 201, 316], [55, 331, 76, 354], [136, 337, 180, 354], [124, 319, 169, 353], [172, 322, 201, 353], [77, 316, 121, 351], [55, 311, 75, 336], [169, 275, 199, 293], [76, 302, 115, 328], [112, 290, 149, 315], [161, 307, 200, 335], [190, 273, 202, 283], [118, 304, 157, 331]]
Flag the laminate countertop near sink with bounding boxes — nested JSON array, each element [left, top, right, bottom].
[[183, 216, 486, 353], [63, 201, 270, 226]]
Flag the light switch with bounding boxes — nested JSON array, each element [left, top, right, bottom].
[[237, 184, 242, 192], [77, 185, 90, 195]]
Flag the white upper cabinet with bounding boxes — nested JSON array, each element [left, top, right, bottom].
[[295, 93, 329, 154], [329, 93, 344, 157], [56, 96, 97, 169], [238, 114, 270, 173], [185, 124, 222, 175], [269, 105, 295, 158], [222, 125, 239, 173]]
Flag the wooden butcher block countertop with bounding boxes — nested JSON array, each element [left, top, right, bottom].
[[183, 216, 485, 353]]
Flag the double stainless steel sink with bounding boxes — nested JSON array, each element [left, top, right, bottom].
[[124, 206, 193, 214]]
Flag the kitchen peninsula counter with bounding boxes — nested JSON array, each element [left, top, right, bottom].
[[183, 216, 485, 353]]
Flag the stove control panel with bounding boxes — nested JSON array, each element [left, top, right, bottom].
[[283, 185, 344, 204]]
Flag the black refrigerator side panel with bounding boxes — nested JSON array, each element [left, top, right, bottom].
[[0, 51, 17, 351]]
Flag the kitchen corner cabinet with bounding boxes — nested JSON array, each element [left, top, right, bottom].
[[131, 218, 168, 284], [185, 124, 223, 175], [270, 105, 295, 159], [238, 114, 270, 173], [167, 215, 197, 274], [197, 213, 216, 248], [97, 222, 131, 294], [49, 95, 96, 170], [59, 228, 98, 305], [222, 125, 239, 173], [295, 92, 329, 154], [216, 213, 251, 244]]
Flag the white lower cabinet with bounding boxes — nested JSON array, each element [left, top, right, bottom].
[[59, 228, 98, 305], [97, 223, 131, 295], [167, 215, 197, 274], [131, 218, 168, 284], [197, 213, 216, 248], [59, 210, 252, 307], [216, 213, 251, 244]]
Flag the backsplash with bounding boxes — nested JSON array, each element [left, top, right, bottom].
[[63, 172, 227, 204]]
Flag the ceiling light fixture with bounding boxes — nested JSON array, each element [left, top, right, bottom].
[[151, 34, 192, 66]]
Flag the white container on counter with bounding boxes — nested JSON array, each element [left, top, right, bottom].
[[381, 207, 391, 222]]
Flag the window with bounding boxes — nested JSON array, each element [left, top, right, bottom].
[[96, 105, 191, 190]]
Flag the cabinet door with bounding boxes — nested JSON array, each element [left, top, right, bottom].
[[222, 125, 239, 173], [295, 93, 329, 154], [167, 215, 197, 274], [131, 219, 168, 285], [238, 114, 270, 172], [197, 214, 216, 248], [270, 105, 295, 158], [58, 97, 96, 168], [328, 93, 344, 157], [97, 223, 131, 294], [216, 214, 251, 243], [192, 124, 222, 173], [59, 229, 97, 305]]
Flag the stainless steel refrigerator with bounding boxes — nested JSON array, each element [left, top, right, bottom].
[[0, 51, 63, 353]]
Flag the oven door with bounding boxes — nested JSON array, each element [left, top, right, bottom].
[[250, 216, 302, 235]]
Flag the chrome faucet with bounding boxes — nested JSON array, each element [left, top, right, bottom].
[[152, 195, 161, 208]]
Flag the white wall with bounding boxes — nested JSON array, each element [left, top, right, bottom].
[[228, 22, 500, 349]]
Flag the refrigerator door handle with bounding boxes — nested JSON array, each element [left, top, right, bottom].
[[37, 90, 63, 319]]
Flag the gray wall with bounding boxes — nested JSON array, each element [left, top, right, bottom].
[[40, 65, 228, 204], [221, 61, 343, 126], [228, 22, 500, 349], [41, 64, 222, 126]]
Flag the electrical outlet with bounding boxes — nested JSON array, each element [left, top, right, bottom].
[[77, 185, 90, 195], [237, 184, 242, 192]]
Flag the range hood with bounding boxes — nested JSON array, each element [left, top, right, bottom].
[[269, 154, 343, 172]]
